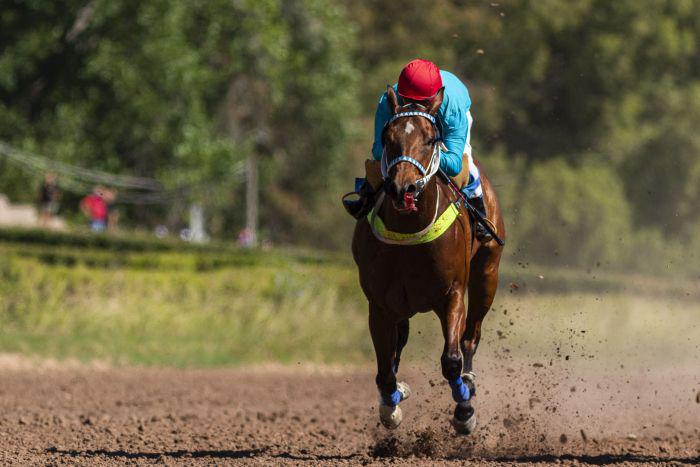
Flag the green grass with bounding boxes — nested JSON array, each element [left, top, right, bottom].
[[0, 244, 366, 366], [0, 227, 698, 367]]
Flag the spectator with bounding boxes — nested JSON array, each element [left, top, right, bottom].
[[37, 172, 60, 227], [103, 188, 119, 231], [80, 186, 108, 232], [236, 228, 254, 247]]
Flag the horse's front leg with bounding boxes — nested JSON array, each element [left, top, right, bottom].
[[461, 244, 503, 401], [369, 304, 411, 429], [437, 289, 475, 434]]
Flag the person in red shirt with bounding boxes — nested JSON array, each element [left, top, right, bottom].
[[80, 186, 108, 232]]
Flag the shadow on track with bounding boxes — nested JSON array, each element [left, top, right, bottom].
[[45, 447, 266, 460], [45, 447, 700, 464], [481, 453, 700, 465], [45, 447, 361, 462]]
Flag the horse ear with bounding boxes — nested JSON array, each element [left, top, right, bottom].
[[386, 85, 400, 115], [427, 87, 445, 115]]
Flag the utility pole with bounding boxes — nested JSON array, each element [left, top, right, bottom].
[[245, 154, 258, 247], [189, 203, 207, 243]]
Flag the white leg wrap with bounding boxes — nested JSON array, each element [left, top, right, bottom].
[[463, 111, 483, 199], [462, 371, 476, 384], [396, 381, 411, 400]]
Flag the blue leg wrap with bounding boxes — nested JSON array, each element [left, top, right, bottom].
[[354, 177, 367, 193], [449, 376, 471, 403], [381, 389, 403, 407]]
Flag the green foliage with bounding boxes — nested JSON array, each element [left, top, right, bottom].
[[513, 159, 632, 267], [0, 226, 202, 252], [1, 238, 697, 366], [348, 0, 700, 270], [3, 1, 700, 270], [607, 84, 700, 233], [0, 0, 358, 238], [0, 240, 369, 366]]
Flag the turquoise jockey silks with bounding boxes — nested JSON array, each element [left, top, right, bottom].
[[372, 70, 472, 178]]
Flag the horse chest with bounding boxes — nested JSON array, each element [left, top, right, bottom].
[[361, 246, 456, 314]]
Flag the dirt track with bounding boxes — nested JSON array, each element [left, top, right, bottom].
[[0, 357, 698, 466]]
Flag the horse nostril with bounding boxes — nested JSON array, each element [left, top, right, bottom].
[[406, 183, 417, 194]]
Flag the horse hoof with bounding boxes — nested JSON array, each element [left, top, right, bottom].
[[378, 382, 410, 429], [379, 404, 403, 429], [452, 402, 476, 435]]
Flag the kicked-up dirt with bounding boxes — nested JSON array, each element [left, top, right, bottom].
[[0, 356, 697, 465]]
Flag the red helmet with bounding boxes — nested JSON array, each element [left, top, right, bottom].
[[397, 59, 443, 101]]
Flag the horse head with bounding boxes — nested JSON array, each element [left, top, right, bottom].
[[382, 85, 444, 214]]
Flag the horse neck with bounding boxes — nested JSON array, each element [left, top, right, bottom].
[[379, 178, 446, 233]]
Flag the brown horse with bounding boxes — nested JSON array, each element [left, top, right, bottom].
[[352, 86, 505, 434]]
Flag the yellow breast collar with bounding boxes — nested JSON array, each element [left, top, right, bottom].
[[367, 191, 461, 245]]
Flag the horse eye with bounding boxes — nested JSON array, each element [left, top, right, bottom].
[[425, 138, 434, 146]]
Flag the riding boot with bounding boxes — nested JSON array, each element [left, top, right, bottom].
[[342, 160, 383, 220], [342, 180, 376, 220], [468, 196, 493, 243]]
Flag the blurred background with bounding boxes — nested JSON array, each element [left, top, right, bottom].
[[0, 0, 698, 367]]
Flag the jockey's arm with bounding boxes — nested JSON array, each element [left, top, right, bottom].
[[371, 92, 391, 161], [439, 108, 468, 178]]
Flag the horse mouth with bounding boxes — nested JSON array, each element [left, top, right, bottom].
[[392, 192, 418, 214]]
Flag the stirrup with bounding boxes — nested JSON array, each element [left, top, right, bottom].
[[475, 218, 496, 243], [467, 197, 496, 243], [342, 178, 377, 220], [342, 192, 372, 219]]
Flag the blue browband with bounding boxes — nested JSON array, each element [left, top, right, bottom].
[[388, 110, 437, 126], [385, 155, 428, 176], [384, 110, 442, 142]]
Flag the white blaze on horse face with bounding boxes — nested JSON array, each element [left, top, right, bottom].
[[404, 121, 415, 135]]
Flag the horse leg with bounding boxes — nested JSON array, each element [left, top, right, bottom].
[[393, 319, 409, 374], [461, 246, 503, 406], [437, 289, 474, 434], [369, 306, 411, 429]]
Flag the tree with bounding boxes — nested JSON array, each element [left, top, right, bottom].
[[0, 0, 359, 241]]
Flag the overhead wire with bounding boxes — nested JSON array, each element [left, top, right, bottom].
[[0, 142, 162, 190], [0, 141, 246, 205]]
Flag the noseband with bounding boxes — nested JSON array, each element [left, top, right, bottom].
[[381, 107, 442, 195]]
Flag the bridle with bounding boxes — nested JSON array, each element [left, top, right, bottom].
[[369, 104, 465, 244], [380, 104, 443, 197]]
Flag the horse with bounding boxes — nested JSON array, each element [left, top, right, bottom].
[[352, 85, 505, 434]]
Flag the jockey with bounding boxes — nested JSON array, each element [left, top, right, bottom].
[[343, 58, 492, 242]]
